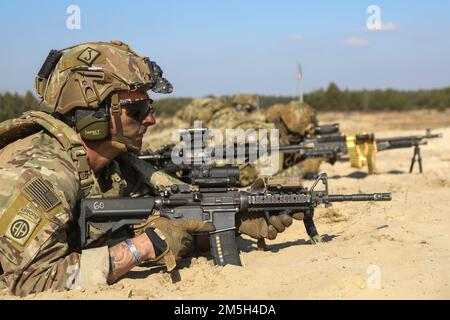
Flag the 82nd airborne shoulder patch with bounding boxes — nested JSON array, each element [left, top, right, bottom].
[[5, 215, 38, 247]]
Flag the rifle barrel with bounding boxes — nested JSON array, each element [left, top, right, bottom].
[[327, 193, 392, 202], [139, 154, 164, 160], [376, 138, 427, 151], [377, 132, 442, 144]]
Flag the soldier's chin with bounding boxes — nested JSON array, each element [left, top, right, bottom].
[[126, 141, 142, 154]]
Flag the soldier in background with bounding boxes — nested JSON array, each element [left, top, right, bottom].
[[0, 41, 295, 296], [161, 94, 274, 187], [265, 100, 324, 178], [160, 95, 322, 185], [174, 93, 261, 128], [206, 97, 323, 184], [176, 97, 227, 127], [232, 94, 258, 113]]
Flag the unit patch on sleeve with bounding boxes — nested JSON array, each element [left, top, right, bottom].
[[5, 214, 38, 246]]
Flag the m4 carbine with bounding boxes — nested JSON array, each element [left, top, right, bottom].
[[79, 167, 391, 267]]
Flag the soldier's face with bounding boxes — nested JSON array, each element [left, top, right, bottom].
[[111, 90, 156, 151]]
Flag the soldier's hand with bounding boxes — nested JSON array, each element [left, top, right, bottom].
[[144, 216, 215, 270], [236, 211, 304, 240]]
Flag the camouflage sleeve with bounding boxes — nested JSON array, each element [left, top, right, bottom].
[[0, 132, 108, 296]]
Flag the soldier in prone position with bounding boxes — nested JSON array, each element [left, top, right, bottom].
[[166, 96, 323, 185], [0, 41, 296, 296]]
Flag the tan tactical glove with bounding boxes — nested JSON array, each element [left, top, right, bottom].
[[237, 211, 305, 240], [145, 216, 215, 271]]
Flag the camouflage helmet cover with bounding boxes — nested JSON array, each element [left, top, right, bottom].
[[178, 97, 226, 126], [265, 101, 318, 136], [35, 40, 173, 114], [232, 94, 257, 111]]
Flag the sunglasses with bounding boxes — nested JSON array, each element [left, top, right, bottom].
[[120, 99, 155, 122]]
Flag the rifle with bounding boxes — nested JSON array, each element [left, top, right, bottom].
[[79, 166, 392, 267], [139, 126, 335, 176], [140, 143, 332, 168], [299, 128, 442, 173], [140, 126, 441, 177], [375, 129, 442, 173]]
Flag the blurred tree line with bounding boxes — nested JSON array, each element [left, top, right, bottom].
[[0, 91, 38, 122], [1, 83, 449, 122], [153, 83, 450, 116], [303, 83, 450, 112]]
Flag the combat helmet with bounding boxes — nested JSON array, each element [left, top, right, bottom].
[[265, 101, 318, 137], [232, 94, 258, 112], [178, 97, 226, 126], [34, 40, 173, 149]]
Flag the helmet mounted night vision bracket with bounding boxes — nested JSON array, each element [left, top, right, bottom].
[[35, 49, 63, 98]]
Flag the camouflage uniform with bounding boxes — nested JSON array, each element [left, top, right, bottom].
[[0, 40, 177, 296], [175, 95, 262, 128], [206, 99, 323, 185], [158, 98, 320, 185], [171, 95, 285, 186], [265, 101, 323, 178], [204, 100, 278, 187], [232, 94, 257, 112], [176, 97, 227, 127], [0, 113, 180, 296]]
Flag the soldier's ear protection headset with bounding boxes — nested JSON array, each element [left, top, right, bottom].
[[74, 104, 111, 140]]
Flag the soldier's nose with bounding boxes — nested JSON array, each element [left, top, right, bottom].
[[142, 112, 156, 127]]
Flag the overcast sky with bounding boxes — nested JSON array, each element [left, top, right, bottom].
[[0, 0, 449, 97]]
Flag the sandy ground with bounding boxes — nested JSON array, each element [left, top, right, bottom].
[[1, 109, 449, 300]]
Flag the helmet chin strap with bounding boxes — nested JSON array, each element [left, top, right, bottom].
[[109, 93, 142, 153]]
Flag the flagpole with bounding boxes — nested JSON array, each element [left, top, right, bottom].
[[300, 74, 304, 103], [297, 64, 304, 103]]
